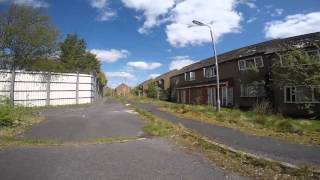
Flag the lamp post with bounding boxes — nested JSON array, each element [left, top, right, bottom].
[[192, 20, 220, 112]]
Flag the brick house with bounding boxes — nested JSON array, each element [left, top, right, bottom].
[[170, 32, 320, 117], [138, 70, 179, 99], [115, 83, 130, 96]]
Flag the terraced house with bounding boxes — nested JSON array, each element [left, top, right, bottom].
[[170, 32, 320, 117]]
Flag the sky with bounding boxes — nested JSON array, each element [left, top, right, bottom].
[[1, 0, 320, 88]]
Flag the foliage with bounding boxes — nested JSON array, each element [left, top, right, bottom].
[[272, 48, 320, 87], [0, 5, 59, 69], [0, 98, 30, 127], [254, 101, 272, 115], [60, 34, 101, 73], [97, 72, 107, 87], [147, 80, 158, 99], [150, 99, 320, 145]]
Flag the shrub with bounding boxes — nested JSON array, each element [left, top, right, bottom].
[[0, 99, 27, 128], [254, 101, 272, 115]]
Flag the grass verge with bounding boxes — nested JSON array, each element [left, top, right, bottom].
[[130, 103, 320, 180], [0, 101, 45, 149], [128, 96, 320, 145]]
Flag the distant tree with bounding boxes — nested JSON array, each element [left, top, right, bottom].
[[0, 5, 59, 70], [147, 80, 158, 99]]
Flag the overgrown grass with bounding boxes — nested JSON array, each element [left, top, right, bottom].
[[129, 103, 320, 180], [0, 98, 43, 149], [129, 96, 320, 145]]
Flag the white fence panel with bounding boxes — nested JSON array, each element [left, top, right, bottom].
[[0, 70, 98, 107]]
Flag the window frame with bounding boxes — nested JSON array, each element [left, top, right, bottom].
[[185, 72, 195, 81], [238, 56, 264, 71], [203, 66, 216, 78], [284, 85, 320, 104], [240, 83, 265, 98]]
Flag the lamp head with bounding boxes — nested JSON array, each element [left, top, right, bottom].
[[192, 20, 206, 26]]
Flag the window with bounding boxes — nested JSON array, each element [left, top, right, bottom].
[[185, 72, 195, 81], [238, 56, 264, 71], [172, 77, 179, 85], [240, 83, 265, 97], [284, 86, 320, 103], [203, 66, 216, 78]]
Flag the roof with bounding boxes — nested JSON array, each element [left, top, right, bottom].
[[154, 69, 180, 80], [173, 32, 320, 76], [116, 83, 129, 89]]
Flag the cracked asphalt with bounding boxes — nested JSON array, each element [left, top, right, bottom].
[[0, 99, 247, 180]]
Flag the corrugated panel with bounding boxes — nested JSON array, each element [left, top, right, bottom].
[[14, 91, 47, 100], [79, 91, 91, 98], [79, 76, 92, 83], [50, 91, 76, 99], [51, 74, 77, 83], [79, 83, 91, 90], [15, 82, 47, 91], [51, 83, 76, 91], [79, 98, 91, 104]]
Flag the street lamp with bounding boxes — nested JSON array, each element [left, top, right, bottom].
[[192, 20, 220, 112]]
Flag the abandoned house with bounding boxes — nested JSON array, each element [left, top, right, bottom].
[[170, 32, 320, 117]]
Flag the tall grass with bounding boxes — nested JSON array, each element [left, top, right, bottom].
[[0, 97, 34, 128], [160, 101, 320, 144]]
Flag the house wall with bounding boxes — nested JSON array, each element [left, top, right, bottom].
[[170, 47, 320, 117]]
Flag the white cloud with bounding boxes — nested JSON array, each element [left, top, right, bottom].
[[149, 74, 160, 79], [127, 61, 162, 70], [121, 0, 242, 47], [121, 0, 175, 34], [106, 71, 134, 80], [274, 8, 284, 16], [89, 0, 116, 21], [169, 56, 195, 70], [247, 17, 257, 24], [1, 0, 49, 8], [97, 11, 116, 21], [90, 0, 107, 9], [265, 12, 320, 39], [166, 0, 242, 47], [90, 49, 129, 63], [238, 0, 256, 9]]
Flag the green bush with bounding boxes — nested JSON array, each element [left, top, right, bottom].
[[254, 101, 272, 115], [0, 99, 27, 128]]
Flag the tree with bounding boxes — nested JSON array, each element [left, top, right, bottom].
[[0, 5, 59, 70], [147, 80, 158, 99], [60, 34, 101, 73], [272, 48, 320, 87], [272, 47, 320, 116]]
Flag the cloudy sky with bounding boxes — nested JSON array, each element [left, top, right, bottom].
[[1, 0, 320, 88]]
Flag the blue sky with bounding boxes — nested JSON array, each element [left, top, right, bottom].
[[1, 0, 320, 88]]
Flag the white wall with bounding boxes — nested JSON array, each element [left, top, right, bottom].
[[0, 70, 96, 107]]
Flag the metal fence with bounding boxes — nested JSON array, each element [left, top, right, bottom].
[[0, 70, 99, 107]]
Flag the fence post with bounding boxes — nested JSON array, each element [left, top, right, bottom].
[[10, 69, 16, 105], [46, 72, 51, 106], [76, 72, 79, 104]]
